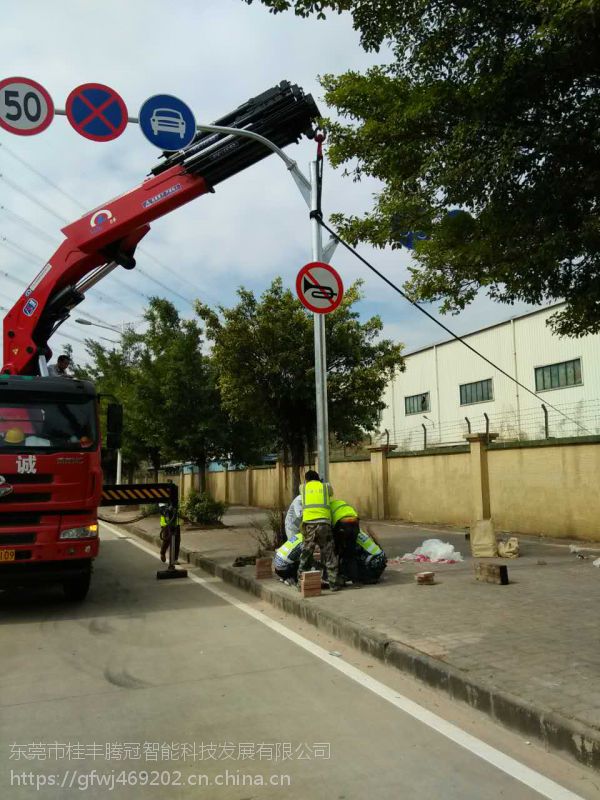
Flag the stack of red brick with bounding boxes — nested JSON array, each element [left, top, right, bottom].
[[255, 557, 273, 579], [300, 570, 322, 598]]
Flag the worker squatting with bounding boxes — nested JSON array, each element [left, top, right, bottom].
[[274, 470, 387, 591]]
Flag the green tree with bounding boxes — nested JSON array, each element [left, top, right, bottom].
[[197, 278, 404, 492], [79, 299, 249, 487], [76, 338, 148, 481], [247, 1, 600, 336]]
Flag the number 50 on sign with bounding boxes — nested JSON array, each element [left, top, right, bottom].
[[0, 77, 54, 136]]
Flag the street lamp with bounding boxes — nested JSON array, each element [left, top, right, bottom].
[[75, 318, 125, 334]]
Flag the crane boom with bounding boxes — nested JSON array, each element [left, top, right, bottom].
[[2, 81, 319, 375]]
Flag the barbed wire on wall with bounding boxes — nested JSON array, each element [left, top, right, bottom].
[[336, 398, 600, 456], [374, 399, 600, 450]]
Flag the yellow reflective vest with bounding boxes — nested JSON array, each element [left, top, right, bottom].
[[160, 507, 182, 527], [356, 530, 382, 559], [300, 480, 332, 523], [330, 499, 358, 527], [275, 533, 304, 565]]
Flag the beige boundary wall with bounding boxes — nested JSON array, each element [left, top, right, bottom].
[[152, 435, 600, 542]]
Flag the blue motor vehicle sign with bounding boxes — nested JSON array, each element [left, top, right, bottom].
[[139, 94, 196, 151]]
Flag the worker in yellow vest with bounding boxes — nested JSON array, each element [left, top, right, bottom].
[[329, 499, 387, 584], [273, 533, 303, 584], [159, 503, 182, 564], [297, 470, 341, 592], [354, 528, 387, 584], [330, 497, 360, 554]]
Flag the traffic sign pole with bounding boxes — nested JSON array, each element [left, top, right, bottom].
[[310, 160, 329, 482]]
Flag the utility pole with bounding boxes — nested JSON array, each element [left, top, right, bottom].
[[310, 160, 330, 482]]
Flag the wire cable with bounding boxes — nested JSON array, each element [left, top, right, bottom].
[[0, 206, 57, 244], [0, 236, 141, 316], [0, 141, 82, 211], [0, 173, 69, 223], [316, 216, 590, 435], [0, 146, 220, 306]]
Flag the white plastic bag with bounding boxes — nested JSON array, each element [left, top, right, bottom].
[[414, 538, 464, 562]]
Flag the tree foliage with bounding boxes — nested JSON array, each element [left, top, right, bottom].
[[248, 0, 600, 336], [78, 298, 253, 484], [197, 278, 404, 488]]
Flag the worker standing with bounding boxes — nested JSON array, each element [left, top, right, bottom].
[[159, 503, 181, 564], [284, 493, 303, 540], [297, 470, 341, 592]]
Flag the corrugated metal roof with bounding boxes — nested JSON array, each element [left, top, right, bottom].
[[404, 302, 565, 358]]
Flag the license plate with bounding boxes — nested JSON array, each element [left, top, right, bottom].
[[0, 550, 15, 562]]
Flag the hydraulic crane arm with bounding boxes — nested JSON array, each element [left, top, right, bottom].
[[2, 81, 319, 375]]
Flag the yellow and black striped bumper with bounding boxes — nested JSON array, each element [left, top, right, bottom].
[[99, 483, 177, 506]]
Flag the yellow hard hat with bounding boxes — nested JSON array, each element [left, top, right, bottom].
[[4, 427, 25, 444]]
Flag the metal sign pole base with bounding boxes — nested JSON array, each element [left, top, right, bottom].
[[156, 567, 188, 580]]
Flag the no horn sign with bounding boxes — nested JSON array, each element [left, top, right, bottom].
[[296, 261, 343, 314]]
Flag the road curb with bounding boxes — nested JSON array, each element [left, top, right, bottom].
[[125, 522, 600, 770]]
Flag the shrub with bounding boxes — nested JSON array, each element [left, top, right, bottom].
[[248, 506, 287, 555], [266, 506, 287, 549], [182, 489, 227, 525]]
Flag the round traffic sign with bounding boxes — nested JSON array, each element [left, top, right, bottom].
[[138, 94, 196, 151], [66, 83, 128, 142], [296, 261, 344, 314], [0, 77, 54, 136]]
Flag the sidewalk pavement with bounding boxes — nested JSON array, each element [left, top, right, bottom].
[[101, 505, 600, 769]]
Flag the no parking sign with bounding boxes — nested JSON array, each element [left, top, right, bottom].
[[66, 83, 128, 142]]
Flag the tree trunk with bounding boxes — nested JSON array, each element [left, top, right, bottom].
[[150, 448, 161, 483], [290, 439, 305, 497], [196, 454, 207, 493]]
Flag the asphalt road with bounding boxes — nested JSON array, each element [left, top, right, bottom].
[[0, 524, 596, 800]]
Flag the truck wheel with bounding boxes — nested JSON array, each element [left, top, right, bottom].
[[63, 572, 91, 602]]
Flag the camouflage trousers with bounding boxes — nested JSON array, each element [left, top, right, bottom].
[[298, 521, 339, 587]]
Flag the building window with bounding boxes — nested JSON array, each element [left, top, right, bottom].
[[405, 392, 430, 415], [460, 379, 493, 405], [535, 358, 582, 392]]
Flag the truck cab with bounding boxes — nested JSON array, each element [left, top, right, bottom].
[[0, 375, 103, 600]]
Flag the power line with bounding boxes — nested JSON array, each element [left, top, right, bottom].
[[0, 235, 45, 264], [0, 236, 141, 316], [0, 146, 220, 306], [1, 204, 156, 305], [0, 206, 57, 244], [0, 173, 69, 223], [317, 217, 590, 435], [0, 141, 82, 211], [135, 266, 194, 307], [0, 259, 124, 328]]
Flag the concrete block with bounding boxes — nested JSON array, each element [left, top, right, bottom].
[[474, 562, 509, 585]]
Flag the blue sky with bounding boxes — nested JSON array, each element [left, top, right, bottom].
[[0, 0, 541, 365]]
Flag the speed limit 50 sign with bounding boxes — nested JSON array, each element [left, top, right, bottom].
[[0, 77, 54, 136]]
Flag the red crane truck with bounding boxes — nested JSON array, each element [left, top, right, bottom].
[[0, 81, 319, 600]]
